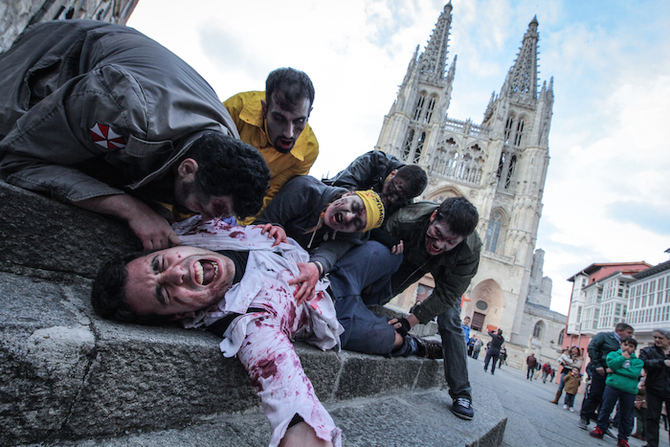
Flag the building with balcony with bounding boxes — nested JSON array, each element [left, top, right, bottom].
[[627, 259, 670, 345], [563, 262, 651, 362]]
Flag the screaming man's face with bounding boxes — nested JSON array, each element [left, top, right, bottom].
[[124, 246, 235, 316]]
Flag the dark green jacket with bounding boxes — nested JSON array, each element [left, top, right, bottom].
[[384, 202, 482, 324], [587, 331, 622, 370], [605, 349, 643, 395]]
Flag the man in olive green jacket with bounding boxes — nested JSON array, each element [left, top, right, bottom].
[[332, 197, 481, 420]]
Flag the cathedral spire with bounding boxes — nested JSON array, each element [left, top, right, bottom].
[[417, 2, 453, 85], [501, 16, 539, 105]]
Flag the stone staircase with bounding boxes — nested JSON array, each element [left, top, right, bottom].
[[0, 181, 506, 446]]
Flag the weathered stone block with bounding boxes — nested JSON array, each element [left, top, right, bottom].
[[0, 181, 138, 279]]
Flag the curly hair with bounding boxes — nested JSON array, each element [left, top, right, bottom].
[[265, 67, 315, 110], [395, 164, 427, 198], [184, 132, 270, 218], [91, 251, 173, 325], [435, 197, 479, 237]]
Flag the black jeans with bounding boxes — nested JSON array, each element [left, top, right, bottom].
[[484, 350, 499, 374], [580, 365, 607, 422], [645, 393, 670, 447]]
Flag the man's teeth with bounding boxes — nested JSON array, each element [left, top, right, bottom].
[[195, 261, 218, 285], [195, 261, 204, 285]]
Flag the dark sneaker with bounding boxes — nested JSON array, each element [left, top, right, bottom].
[[451, 397, 474, 420], [616, 439, 629, 447], [577, 418, 589, 430], [590, 427, 604, 439], [604, 427, 617, 438], [415, 337, 444, 359]]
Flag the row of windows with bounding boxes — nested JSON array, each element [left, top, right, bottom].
[[628, 305, 670, 325], [630, 275, 670, 309]]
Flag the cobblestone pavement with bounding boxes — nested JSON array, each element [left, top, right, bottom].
[[468, 356, 669, 447]]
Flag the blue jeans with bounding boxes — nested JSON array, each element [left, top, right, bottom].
[[328, 241, 402, 355], [564, 393, 576, 408], [331, 241, 472, 400], [597, 385, 635, 441]]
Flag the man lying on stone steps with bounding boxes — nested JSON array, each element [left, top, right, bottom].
[[91, 217, 341, 447], [0, 20, 269, 250]]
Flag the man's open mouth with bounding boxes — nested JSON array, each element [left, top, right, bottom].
[[194, 260, 218, 285], [334, 212, 343, 224]]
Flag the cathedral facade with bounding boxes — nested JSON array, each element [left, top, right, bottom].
[[376, 3, 565, 369]]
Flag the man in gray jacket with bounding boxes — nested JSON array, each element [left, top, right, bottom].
[[0, 20, 269, 249]]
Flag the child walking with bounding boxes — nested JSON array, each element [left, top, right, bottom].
[[589, 336, 644, 447], [562, 368, 581, 412]]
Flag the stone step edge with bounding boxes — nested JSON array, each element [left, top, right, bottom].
[[16, 389, 507, 447]]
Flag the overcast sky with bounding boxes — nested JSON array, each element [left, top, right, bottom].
[[128, 0, 670, 314]]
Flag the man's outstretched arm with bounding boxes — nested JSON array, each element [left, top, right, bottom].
[[76, 194, 181, 250]]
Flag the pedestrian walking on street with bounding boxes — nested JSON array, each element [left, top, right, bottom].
[[639, 329, 670, 447], [579, 323, 634, 430], [551, 346, 583, 404], [589, 337, 643, 447], [498, 346, 507, 369], [484, 329, 504, 375], [472, 337, 482, 359], [542, 362, 552, 383], [562, 367, 582, 412], [526, 353, 538, 381], [631, 374, 647, 441]]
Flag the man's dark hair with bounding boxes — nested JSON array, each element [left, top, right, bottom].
[[621, 336, 638, 348], [184, 132, 270, 218], [91, 251, 173, 326], [266, 67, 315, 110], [435, 197, 479, 236], [395, 165, 428, 198], [497, 328, 503, 335], [614, 322, 634, 333]]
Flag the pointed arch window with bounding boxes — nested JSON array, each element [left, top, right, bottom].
[[557, 329, 565, 346], [413, 132, 425, 163], [413, 95, 426, 121], [485, 211, 503, 253], [504, 116, 514, 144], [533, 321, 543, 338], [424, 96, 437, 123], [514, 119, 525, 146], [402, 128, 415, 161], [505, 154, 517, 188]]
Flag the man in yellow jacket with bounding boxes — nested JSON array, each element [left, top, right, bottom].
[[224, 68, 318, 223]]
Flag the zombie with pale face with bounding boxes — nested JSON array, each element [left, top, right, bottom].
[[324, 150, 428, 215], [224, 68, 318, 223], [328, 197, 481, 420], [92, 219, 341, 447]]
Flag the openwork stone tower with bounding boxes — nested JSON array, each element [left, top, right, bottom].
[[376, 3, 557, 360]]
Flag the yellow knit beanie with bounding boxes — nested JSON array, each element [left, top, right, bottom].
[[353, 190, 385, 231]]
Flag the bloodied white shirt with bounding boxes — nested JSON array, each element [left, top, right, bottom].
[[172, 217, 343, 447]]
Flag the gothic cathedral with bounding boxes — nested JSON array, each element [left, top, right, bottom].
[[376, 3, 566, 367]]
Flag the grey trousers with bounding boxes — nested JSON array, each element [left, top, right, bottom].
[[438, 303, 472, 400]]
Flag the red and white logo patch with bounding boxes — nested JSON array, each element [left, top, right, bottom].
[[89, 122, 126, 150]]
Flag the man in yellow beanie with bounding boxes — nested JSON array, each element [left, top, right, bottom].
[[254, 175, 441, 359]]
